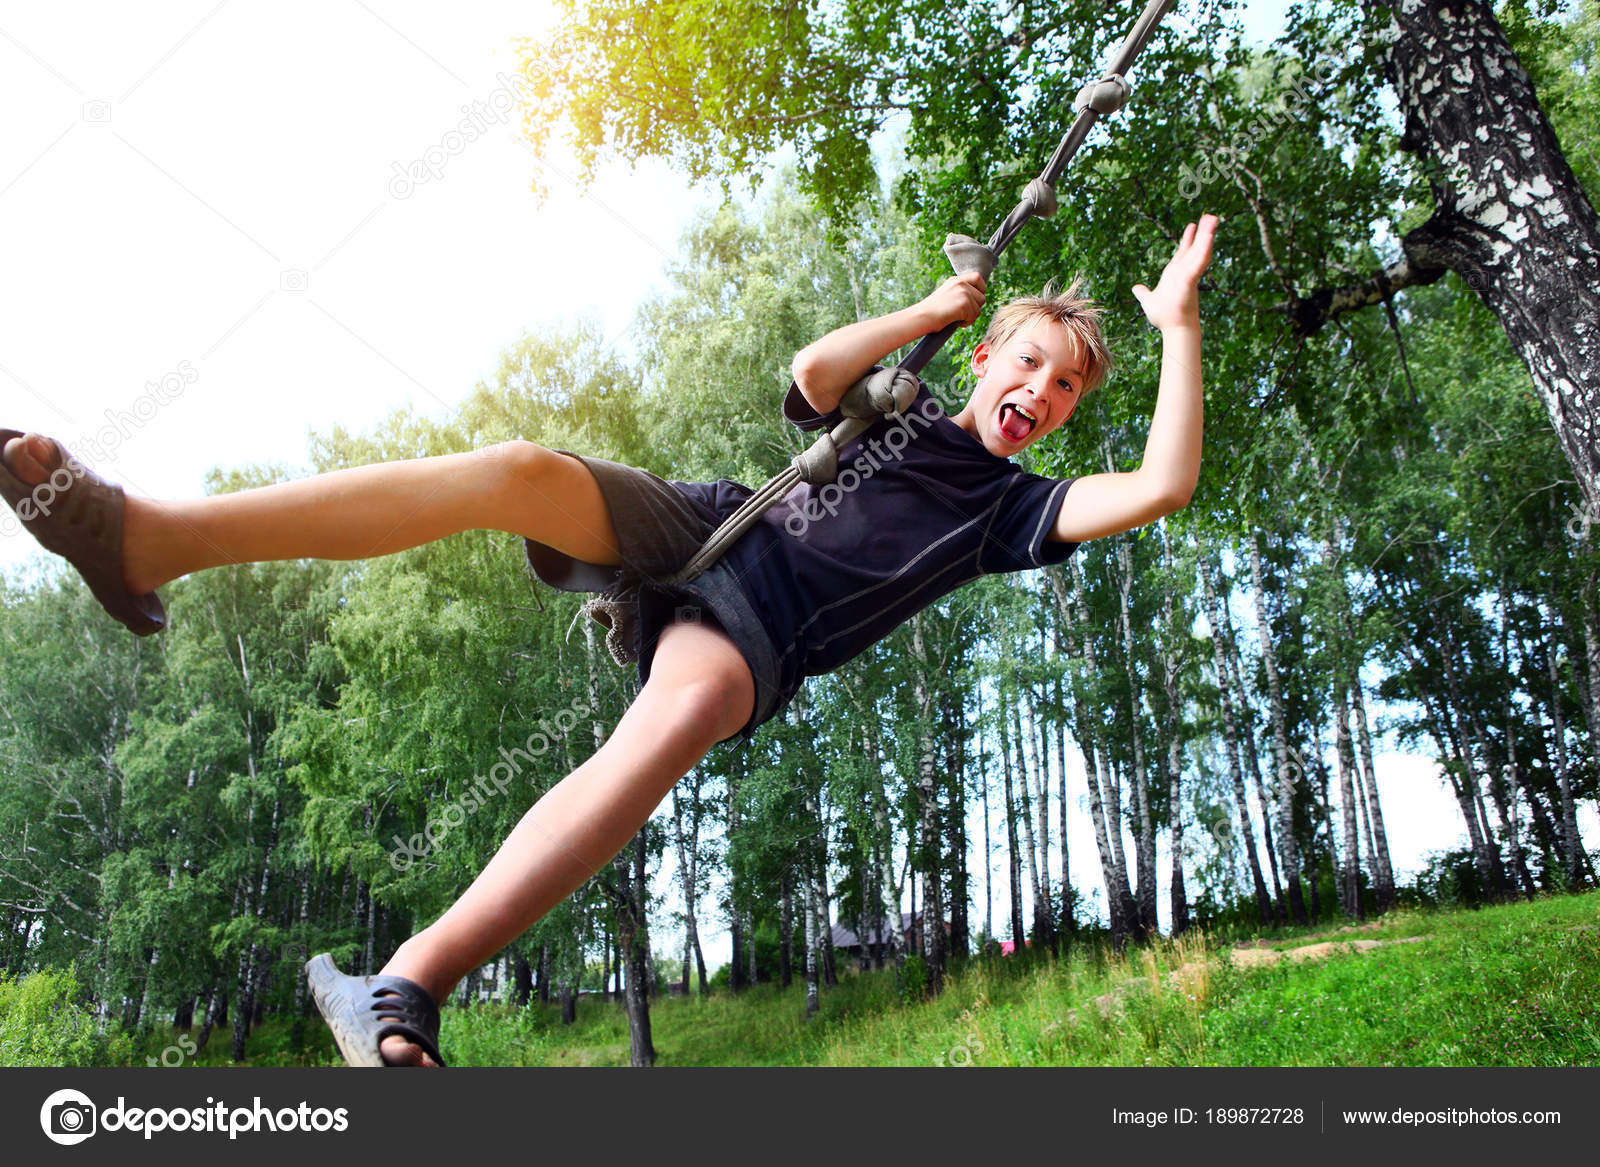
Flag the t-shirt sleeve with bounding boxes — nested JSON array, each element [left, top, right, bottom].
[[979, 472, 1080, 573], [783, 382, 843, 431]]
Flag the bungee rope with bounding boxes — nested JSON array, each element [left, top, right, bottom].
[[667, 0, 1177, 587]]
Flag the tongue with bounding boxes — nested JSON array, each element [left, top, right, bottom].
[[998, 405, 1032, 442]]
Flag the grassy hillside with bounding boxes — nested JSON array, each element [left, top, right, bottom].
[[111, 890, 1598, 1068], [434, 890, 1600, 1067]]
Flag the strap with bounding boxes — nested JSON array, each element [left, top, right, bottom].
[[373, 1021, 449, 1068], [367, 976, 448, 1067]]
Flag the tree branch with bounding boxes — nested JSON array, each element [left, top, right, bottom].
[[1280, 216, 1456, 337]]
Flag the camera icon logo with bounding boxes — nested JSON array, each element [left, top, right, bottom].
[[39, 1088, 97, 1145], [674, 606, 702, 625], [280, 269, 309, 293], [82, 99, 112, 123]]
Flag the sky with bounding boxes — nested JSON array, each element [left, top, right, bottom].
[[0, 0, 711, 539], [1, 2, 1592, 960]]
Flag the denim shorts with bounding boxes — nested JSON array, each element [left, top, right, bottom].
[[521, 452, 786, 741]]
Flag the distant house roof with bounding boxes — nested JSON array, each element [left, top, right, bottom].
[[831, 912, 915, 950], [832, 912, 951, 949]]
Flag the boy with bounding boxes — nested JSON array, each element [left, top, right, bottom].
[[0, 215, 1216, 1066]]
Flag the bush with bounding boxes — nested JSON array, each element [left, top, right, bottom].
[[1411, 848, 1488, 907], [0, 967, 133, 1067]]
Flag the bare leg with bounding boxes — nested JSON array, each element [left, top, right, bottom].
[[375, 619, 756, 1065], [1, 433, 617, 594], [5, 433, 755, 1064]]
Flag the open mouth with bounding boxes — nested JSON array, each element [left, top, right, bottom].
[[997, 402, 1038, 443]]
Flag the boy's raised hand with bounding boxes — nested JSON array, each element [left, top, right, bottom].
[[1132, 213, 1218, 332], [919, 270, 987, 331]]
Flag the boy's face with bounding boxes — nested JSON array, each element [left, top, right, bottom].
[[959, 318, 1088, 458]]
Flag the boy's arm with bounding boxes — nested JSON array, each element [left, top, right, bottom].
[[1052, 216, 1217, 544], [791, 271, 987, 417]]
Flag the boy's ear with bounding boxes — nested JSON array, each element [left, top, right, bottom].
[[970, 341, 990, 380]]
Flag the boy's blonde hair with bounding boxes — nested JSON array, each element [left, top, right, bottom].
[[980, 278, 1113, 396]]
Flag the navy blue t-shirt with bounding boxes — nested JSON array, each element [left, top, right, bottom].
[[670, 377, 1080, 704]]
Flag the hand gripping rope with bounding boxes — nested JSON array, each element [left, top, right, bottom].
[[666, 0, 1176, 587]]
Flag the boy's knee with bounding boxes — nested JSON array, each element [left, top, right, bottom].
[[488, 440, 565, 492], [677, 670, 749, 731], [649, 639, 755, 741]]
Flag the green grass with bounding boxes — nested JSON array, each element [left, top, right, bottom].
[[130, 1015, 339, 1068], [110, 890, 1600, 1068], [433, 891, 1599, 1067]]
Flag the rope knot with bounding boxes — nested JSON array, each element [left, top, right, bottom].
[[841, 367, 920, 419], [942, 233, 997, 280], [1075, 73, 1129, 116], [791, 435, 839, 484], [1022, 177, 1058, 219]]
